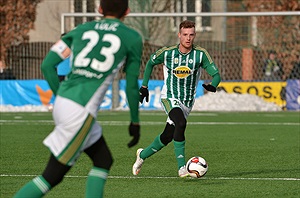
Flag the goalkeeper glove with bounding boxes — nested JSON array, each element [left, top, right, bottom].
[[202, 84, 217, 92], [139, 86, 149, 103], [127, 122, 140, 148]]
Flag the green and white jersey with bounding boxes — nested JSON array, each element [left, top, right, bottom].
[[45, 18, 142, 107], [143, 45, 219, 108], [41, 18, 142, 122]]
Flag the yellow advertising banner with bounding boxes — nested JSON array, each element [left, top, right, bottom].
[[217, 82, 286, 107]]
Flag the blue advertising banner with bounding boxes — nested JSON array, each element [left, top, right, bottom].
[[0, 80, 112, 109], [0, 79, 205, 110], [118, 80, 204, 110], [0, 80, 55, 106], [286, 79, 300, 110]]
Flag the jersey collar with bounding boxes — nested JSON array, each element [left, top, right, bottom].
[[177, 44, 194, 55]]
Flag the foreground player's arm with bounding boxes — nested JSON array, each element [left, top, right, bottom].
[[126, 71, 141, 148], [124, 36, 143, 124], [126, 70, 140, 123], [124, 35, 143, 148], [41, 40, 71, 95]]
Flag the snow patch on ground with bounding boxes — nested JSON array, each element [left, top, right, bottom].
[[0, 91, 282, 112], [193, 91, 282, 111]]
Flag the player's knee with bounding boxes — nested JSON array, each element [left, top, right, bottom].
[[93, 153, 113, 170], [169, 107, 186, 130], [91, 142, 114, 170], [173, 118, 187, 142], [42, 155, 71, 187], [160, 123, 175, 145], [85, 137, 114, 170], [176, 118, 187, 131], [43, 174, 65, 187]]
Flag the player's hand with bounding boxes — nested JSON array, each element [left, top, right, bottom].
[[202, 84, 217, 92], [139, 86, 149, 103], [127, 122, 140, 148]]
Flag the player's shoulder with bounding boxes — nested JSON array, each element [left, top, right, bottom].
[[194, 45, 210, 53], [120, 23, 142, 40], [155, 45, 177, 56], [194, 45, 213, 58], [125, 26, 142, 39]]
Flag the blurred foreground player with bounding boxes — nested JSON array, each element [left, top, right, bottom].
[[14, 0, 143, 197]]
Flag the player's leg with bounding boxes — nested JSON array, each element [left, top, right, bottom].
[[168, 107, 189, 177], [161, 98, 188, 172], [132, 122, 174, 175], [14, 154, 71, 198], [139, 98, 182, 160], [140, 123, 174, 159], [160, 123, 175, 145], [84, 135, 113, 198]]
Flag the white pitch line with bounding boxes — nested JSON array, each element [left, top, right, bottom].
[[1, 174, 299, 181], [0, 120, 299, 126]]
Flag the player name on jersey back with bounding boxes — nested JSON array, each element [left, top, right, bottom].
[[94, 22, 119, 31]]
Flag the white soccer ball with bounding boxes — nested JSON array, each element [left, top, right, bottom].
[[186, 156, 208, 178]]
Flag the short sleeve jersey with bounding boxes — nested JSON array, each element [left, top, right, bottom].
[[148, 45, 218, 107], [58, 18, 143, 106]]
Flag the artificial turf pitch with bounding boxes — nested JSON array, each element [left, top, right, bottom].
[[1, 111, 299, 197]]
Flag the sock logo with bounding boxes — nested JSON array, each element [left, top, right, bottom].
[[177, 154, 184, 158], [151, 148, 158, 152]]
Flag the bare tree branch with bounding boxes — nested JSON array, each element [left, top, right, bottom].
[[0, 0, 42, 67]]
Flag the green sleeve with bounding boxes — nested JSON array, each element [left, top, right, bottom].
[[201, 50, 221, 87], [142, 59, 156, 87], [201, 52, 219, 76], [123, 35, 143, 123], [125, 72, 140, 123], [211, 73, 221, 87], [41, 51, 63, 95], [142, 49, 164, 87]]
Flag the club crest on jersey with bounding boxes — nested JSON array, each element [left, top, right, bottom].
[[174, 58, 179, 64], [173, 66, 192, 79]]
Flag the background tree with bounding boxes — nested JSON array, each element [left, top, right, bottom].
[[0, 0, 42, 68]]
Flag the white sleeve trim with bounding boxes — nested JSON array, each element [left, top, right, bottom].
[[50, 40, 68, 59]]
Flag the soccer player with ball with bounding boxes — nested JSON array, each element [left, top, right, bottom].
[[133, 20, 221, 178]]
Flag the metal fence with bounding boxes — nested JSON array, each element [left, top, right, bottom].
[[5, 42, 53, 79], [3, 10, 299, 81], [5, 41, 299, 81]]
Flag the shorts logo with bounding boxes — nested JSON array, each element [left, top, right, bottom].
[[173, 66, 192, 79]]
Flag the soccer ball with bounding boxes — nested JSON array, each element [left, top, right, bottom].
[[186, 156, 208, 178]]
